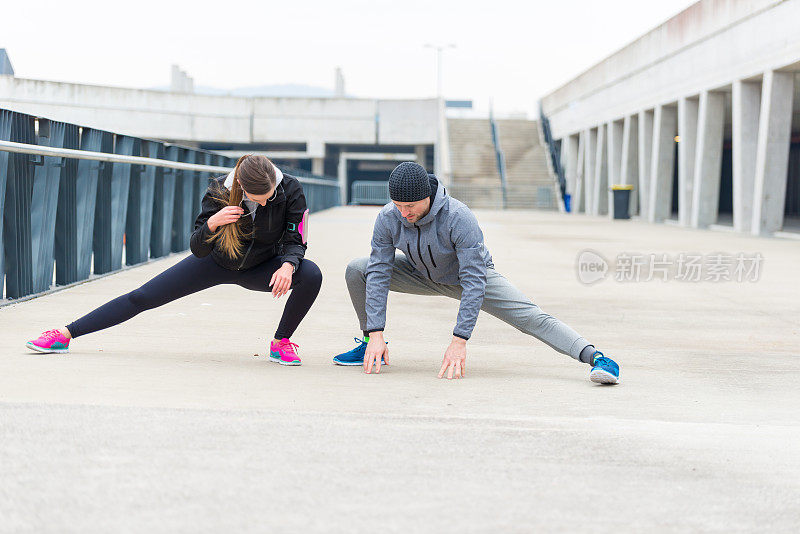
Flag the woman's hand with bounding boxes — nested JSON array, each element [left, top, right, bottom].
[[207, 206, 244, 232], [270, 262, 294, 298]]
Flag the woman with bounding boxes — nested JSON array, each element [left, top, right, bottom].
[[25, 154, 322, 365]]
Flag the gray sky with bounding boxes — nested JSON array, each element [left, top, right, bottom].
[[2, 0, 697, 116]]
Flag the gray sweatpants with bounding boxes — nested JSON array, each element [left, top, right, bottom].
[[345, 254, 590, 361]]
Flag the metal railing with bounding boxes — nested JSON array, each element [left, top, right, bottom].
[[0, 108, 340, 301], [538, 104, 568, 211], [489, 113, 509, 209], [349, 180, 556, 210], [350, 181, 390, 205]]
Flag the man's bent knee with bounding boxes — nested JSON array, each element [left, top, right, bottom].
[[344, 257, 369, 283]]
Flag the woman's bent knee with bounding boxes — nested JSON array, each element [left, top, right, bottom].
[[300, 259, 323, 288]]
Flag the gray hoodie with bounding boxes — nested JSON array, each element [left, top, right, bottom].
[[365, 177, 494, 339]]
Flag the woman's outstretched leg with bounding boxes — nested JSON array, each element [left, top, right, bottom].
[[27, 255, 230, 353], [49, 255, 227, 343], [65, 255, 232, 338]]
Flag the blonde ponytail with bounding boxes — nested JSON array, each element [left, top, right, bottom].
[[206, 155, 253, 259]]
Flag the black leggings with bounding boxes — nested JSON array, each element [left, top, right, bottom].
[[66, 254, 323, 340]]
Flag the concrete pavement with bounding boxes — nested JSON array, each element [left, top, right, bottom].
[[1, 206, 799, 533]]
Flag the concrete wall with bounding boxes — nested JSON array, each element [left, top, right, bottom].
[[541, 0, 789, 136], [541, 0, 800, 236], [0, 76, 440, 159]]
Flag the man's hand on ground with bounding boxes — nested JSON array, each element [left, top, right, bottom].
[[438, 336, 467, 379], [364, 332, 389, 374]]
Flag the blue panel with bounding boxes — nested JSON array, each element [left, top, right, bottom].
[[3, 112, 36, 298], [126, 139, 157, 265], [53, 124, 82, 285], [30, 119, 66, 292], [0, 110, 12, 298], [171, 147, 193, 252], [150, 146, 176, 258], [93, 134, 134, 274], [445, 100, 473, 109]]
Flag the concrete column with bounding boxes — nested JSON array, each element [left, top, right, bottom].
[[677, 97, 699, 226], [337, 154, 348, 205], [621, 114, 639, 216], [593, 124, 608, 216], [638, 110, 654, 219], [648, 104, 677, 223], [312, 157, 325, 176], [752, 71, 794, 235], [607, 120, 623, 218], [415, 145, 427, 170], [691, 91, 726, 228], [562, 134, 580, 212], [732, 80, 761, 233], [584, 128, 597, 214], [575, 131, 586, 213]]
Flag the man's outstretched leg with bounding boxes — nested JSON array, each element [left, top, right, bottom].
[[479, 269, 619, 384]]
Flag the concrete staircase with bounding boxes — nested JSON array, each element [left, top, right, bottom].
[[446, 118, 556, 209], [447, 118, 500, 185]]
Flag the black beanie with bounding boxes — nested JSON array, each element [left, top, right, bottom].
[[389, 162, 431, 202]]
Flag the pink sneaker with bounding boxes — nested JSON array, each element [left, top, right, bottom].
[[26, 329, 70, 354], [269, 338, 301, 366]]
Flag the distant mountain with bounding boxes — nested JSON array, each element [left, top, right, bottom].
[[150, 84, 344, 98]]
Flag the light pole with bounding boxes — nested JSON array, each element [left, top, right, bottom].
[[424, 43, 455, 98], [424, 44, 455, 183]]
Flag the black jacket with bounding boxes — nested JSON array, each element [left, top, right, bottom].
[[190, 173, 308, 271]]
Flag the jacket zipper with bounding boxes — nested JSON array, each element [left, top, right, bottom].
[[235, 194, 282, 271], [405, 242, 416, 264], [238, 240, 254, 270], [427, 244, 437, 268], [415, 225, 431, 278], [238, 212, 256, 270]]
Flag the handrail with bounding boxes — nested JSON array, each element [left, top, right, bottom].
[[489, 114, 508, 209], [0, 139, 338, 187], [0, 139, 231, 173], [538, 104, 568, 210]]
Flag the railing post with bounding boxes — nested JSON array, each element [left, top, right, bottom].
[[171, 147, 193, 253], [4, 113, 36, 297], [0, 110, 13, 298], [93, 134, 134, 274], [55, 128, 106, 284], [2, 111, 36, 298], [194, 152, 212, 219], [126, 139, 158, 265], [150, 145, 176, 258], [52, 123, 80, 285], [30, 119, 67, 292]]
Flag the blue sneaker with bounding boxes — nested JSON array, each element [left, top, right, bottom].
[[333, 337, 387, 366], [589, 352, 619, 384]]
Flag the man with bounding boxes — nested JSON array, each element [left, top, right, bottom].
[[332, 162, 620, 383]]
